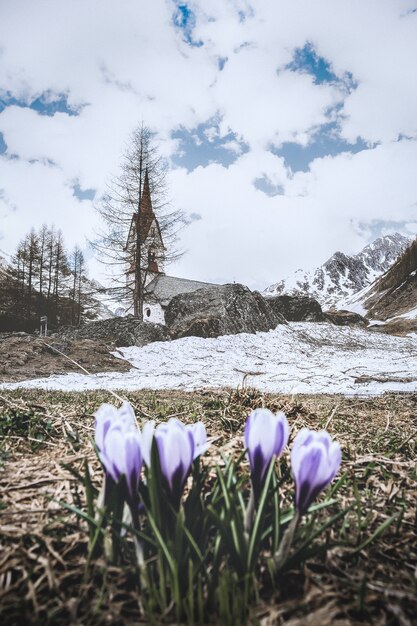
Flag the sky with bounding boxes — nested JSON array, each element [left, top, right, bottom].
[[0, 0, 417, 291]]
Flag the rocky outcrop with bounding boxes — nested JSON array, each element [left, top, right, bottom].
[[56, 316, 170, 347], [265, 295, 324, 322], [324, 310, 369, 327], [165, 283, 285, 339], [368, 318, 417, 337]]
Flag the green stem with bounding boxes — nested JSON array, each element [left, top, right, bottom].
[[244, 488, 255, 536], [273, 510, 300, 570]]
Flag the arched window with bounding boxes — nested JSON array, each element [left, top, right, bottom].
[[145, 307, 151, 318], [148, 246, 156, 263]]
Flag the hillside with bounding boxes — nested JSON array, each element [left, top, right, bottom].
[[358, 237, 417, 320], [264, 233, 411, 308]]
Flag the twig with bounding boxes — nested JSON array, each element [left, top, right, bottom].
[[38, 339, 140, 427], [324, 404, 340, 430]]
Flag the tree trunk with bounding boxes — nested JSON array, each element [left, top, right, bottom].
[[134, 144, 144, 321]]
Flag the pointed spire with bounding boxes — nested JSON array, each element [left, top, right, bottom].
[[140, 167, 152, 217], [138, 167, 157, 245]]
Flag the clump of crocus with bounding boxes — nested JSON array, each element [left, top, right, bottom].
[[142, 417, 209, 509], [244, 408, 289, 501], [291, 428, 341, 515]]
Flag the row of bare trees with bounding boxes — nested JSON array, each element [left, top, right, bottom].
[[9, 225, 88, 326]]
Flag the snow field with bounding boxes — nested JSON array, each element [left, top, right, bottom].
[[1, 323, 416, 396]]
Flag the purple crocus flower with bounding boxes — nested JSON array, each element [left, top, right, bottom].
[[142, 418, 195, 507], [291, 428, 341, 514], [244, 409, 289, 499], [101, 427, 142, 500], [94, 401, 136, 455], [186, 421, 210, 460], [94, 402, 142, 503]]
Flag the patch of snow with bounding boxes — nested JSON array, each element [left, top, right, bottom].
[[1, 323, 416, 396]]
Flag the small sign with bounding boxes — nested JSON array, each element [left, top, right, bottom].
[[40, 315, 48, 337]]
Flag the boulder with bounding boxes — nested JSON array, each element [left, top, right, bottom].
[[265, 294, 325, 322], [55, 316, 170, 347], [324, 310, 369, 327], [165, 283, 285, 339]]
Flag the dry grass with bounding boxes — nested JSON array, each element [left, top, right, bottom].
[[0, 388, 416, 625]]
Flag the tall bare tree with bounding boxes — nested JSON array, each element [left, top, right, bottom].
[[94, 124, 184, 320], [70, 245, 86, 325]]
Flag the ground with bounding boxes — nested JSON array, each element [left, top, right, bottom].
[[0, 388, 416, 625], [0, 333, 130, 383], [2, 323, 416, 396]]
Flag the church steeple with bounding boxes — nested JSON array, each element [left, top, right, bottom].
[[125, 166, 165, 279], [138, 168, 154, 239]]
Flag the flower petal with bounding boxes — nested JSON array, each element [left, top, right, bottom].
[[141, 420, 155, 467]]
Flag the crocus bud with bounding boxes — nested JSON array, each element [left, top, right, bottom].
[[244, 409, 289, 499], [150, 418, 195, 506], [94, 402, 142, 502], [187, 421, 210, 459], [94, 401, 136, 453], [291, 428, 341, 514], [102, 427, 142, 500]]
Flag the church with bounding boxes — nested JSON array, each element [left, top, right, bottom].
[[125, 169, 217, 324]]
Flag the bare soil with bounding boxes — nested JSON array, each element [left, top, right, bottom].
[[0, 333, 131, 383]]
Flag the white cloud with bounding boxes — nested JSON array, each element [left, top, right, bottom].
[[0, 0, 416, 290], [0, 156, 98, 253]]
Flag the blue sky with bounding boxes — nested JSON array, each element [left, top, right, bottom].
[[0, 0, 416, 288]]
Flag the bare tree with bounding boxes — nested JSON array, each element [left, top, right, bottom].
[[70, 245, 86, 325], [94, 124, 184, 320], [37, 223, 49, 297], [25, 228, 40, 299]]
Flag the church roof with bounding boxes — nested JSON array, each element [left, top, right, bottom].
[[144, 274, 219, 307]]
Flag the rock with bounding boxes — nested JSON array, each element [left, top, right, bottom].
[[324, 310, 369, 327], [165, 283, 284, 339], [368, 318, 417, 337], [55, 316, 170, 347], [265, 295, 324, 322]]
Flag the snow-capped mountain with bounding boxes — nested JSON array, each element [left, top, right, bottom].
[[264, 233, 411, 309]]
